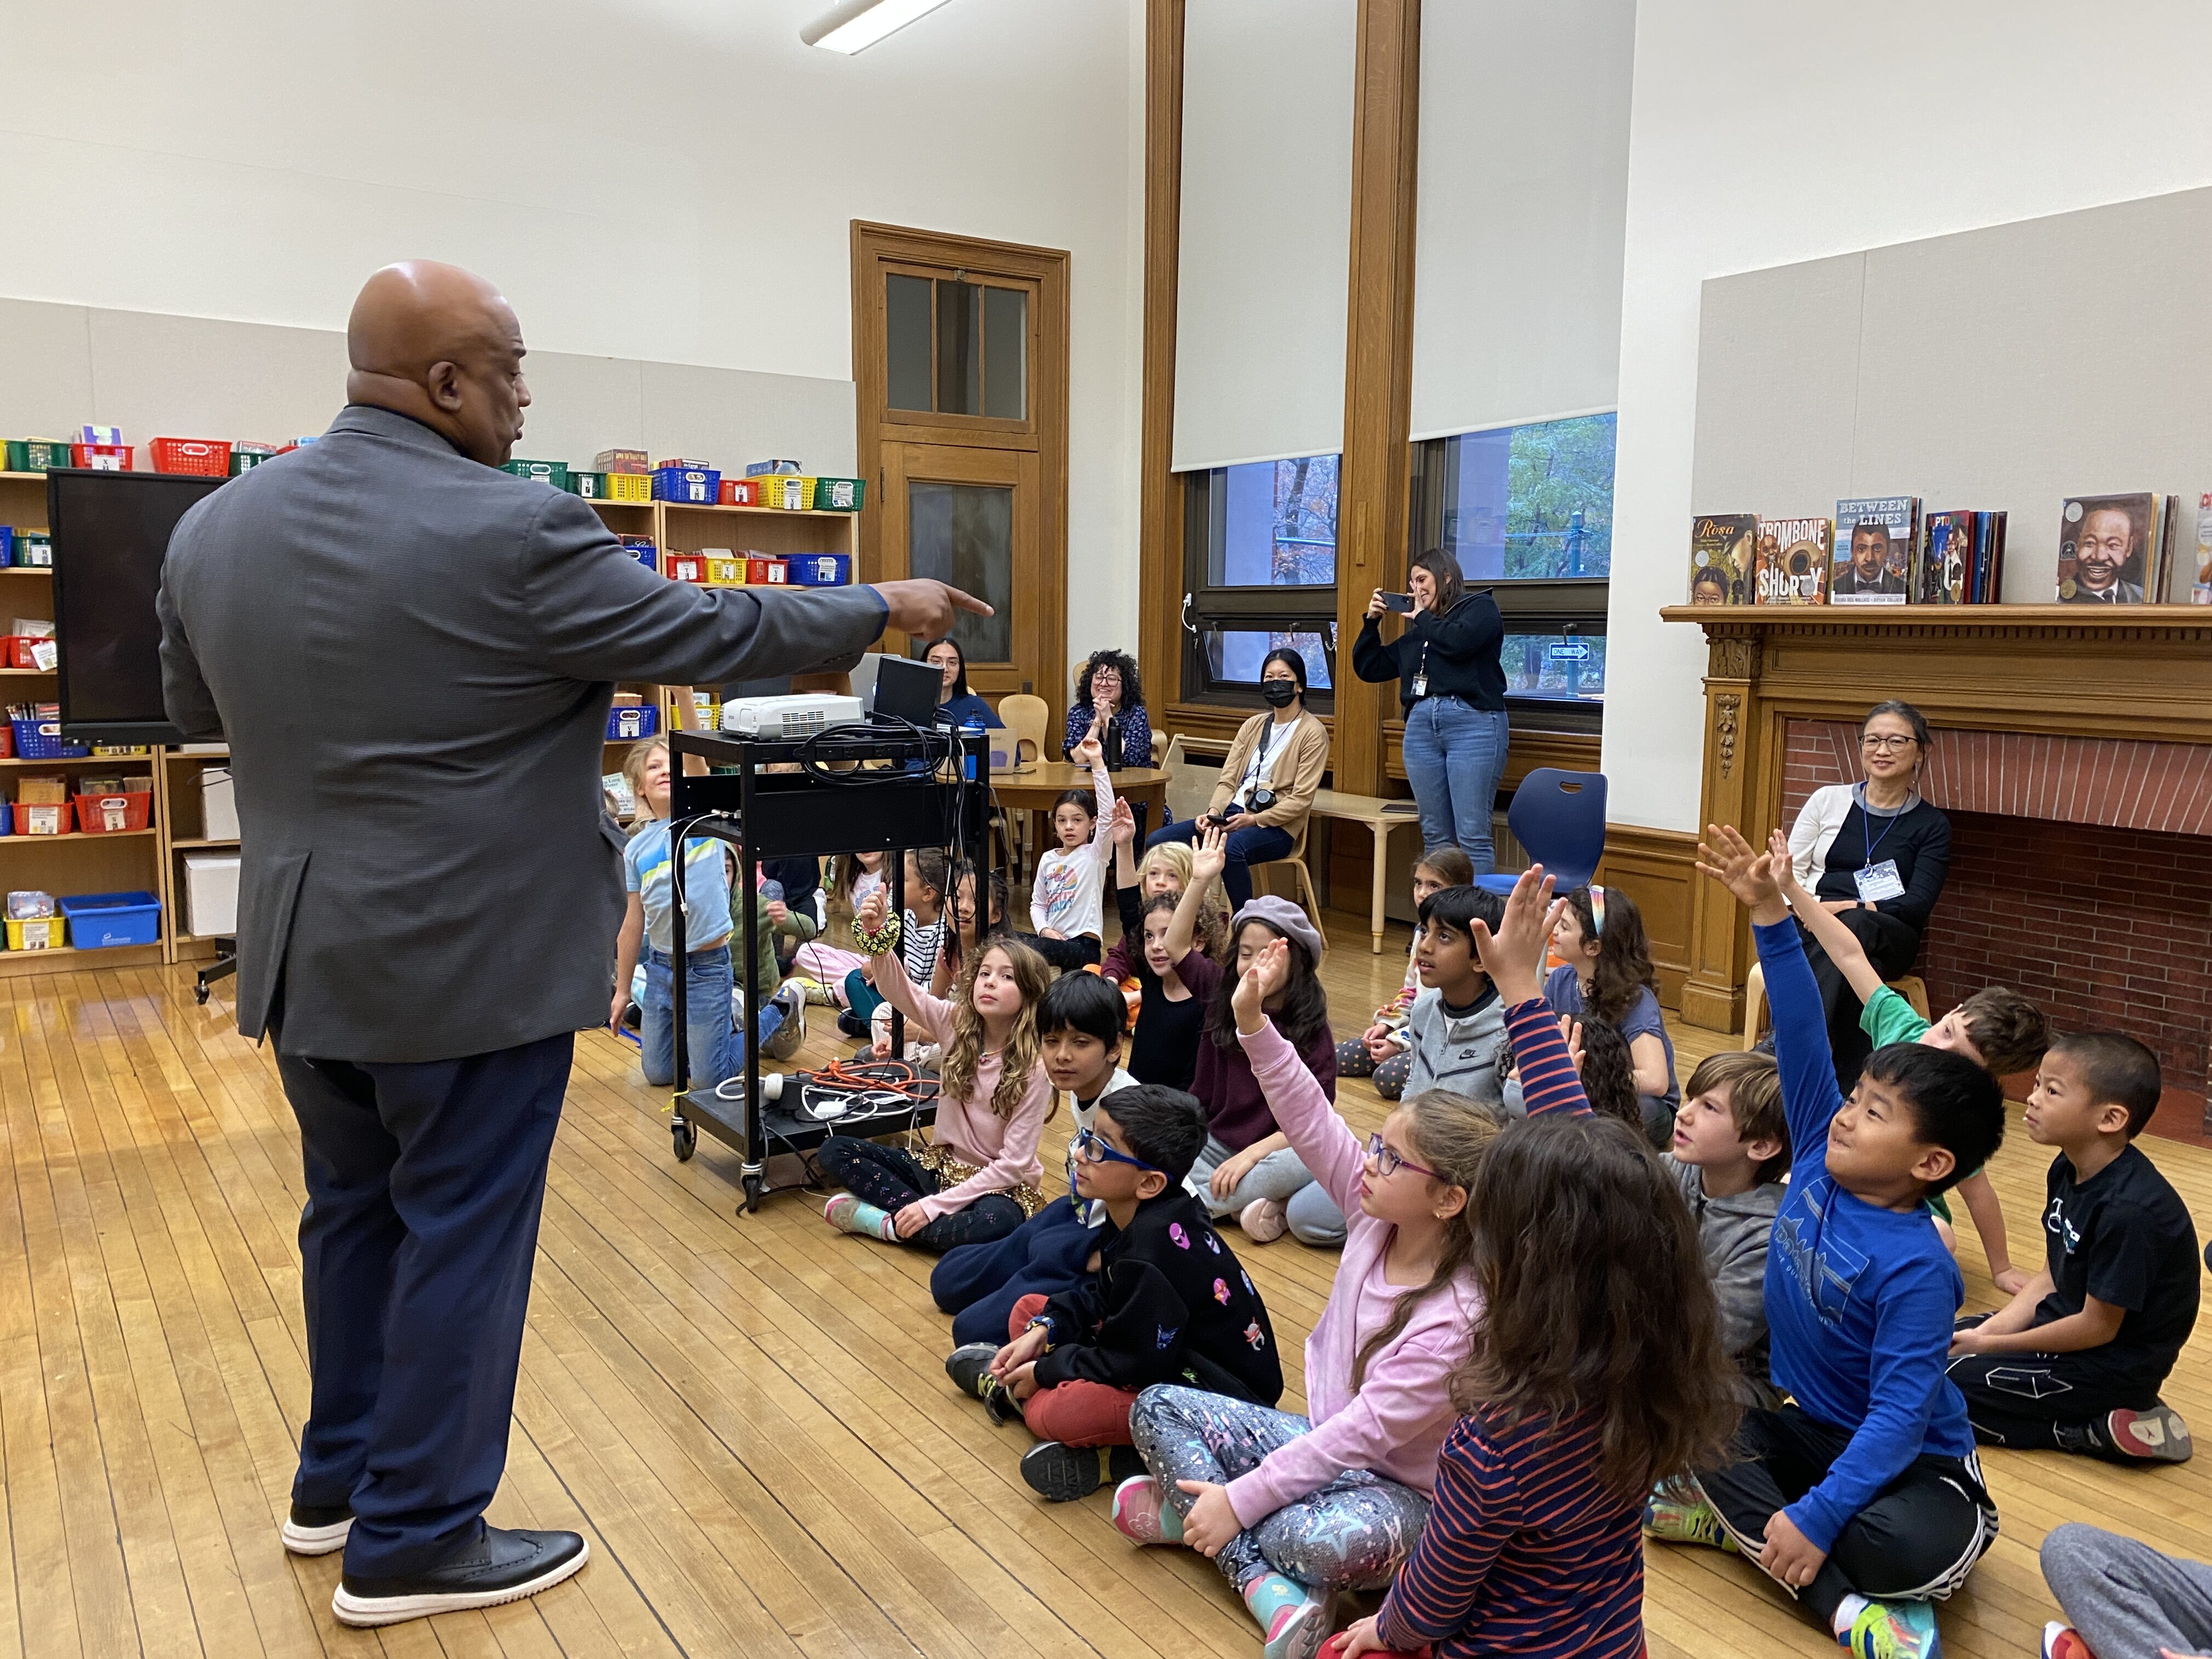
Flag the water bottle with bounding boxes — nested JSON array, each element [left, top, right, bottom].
[[961, 718, 985, 782]]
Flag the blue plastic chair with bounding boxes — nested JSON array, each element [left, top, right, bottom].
[[1473, 768, 1608, 895]]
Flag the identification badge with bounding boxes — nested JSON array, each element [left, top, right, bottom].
[[1854, 859, 1905, 902], [1410, 674, 1427, 697]]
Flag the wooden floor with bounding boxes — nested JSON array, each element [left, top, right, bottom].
[[2, 917, 2209, 1658]]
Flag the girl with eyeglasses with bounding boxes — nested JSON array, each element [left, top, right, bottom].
[[1113, 871, 1606, 1659], [1782, 699, 1953, 1090]]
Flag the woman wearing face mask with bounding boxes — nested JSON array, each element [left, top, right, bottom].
[[1143, 649, 1329, 910], [1353, 546, 1509, 871]]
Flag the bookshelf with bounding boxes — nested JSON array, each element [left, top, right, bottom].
[[0, 474, 865, 974]]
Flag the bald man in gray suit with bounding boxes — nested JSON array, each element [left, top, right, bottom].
[[157, 261, 985, 1627]]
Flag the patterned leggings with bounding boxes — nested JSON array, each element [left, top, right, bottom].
[[1129, 1384, 1430, 1594], [1334, 1038, 1412, 1101]]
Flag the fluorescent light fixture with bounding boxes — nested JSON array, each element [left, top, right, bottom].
[[802, 0, 952, 54]]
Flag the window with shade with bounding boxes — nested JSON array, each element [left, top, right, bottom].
[[1179, 455, 1339, 711], [1408, 413, 1614, 732]]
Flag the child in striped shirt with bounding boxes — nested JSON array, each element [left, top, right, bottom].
[[1335, 867, 1741, 1659]]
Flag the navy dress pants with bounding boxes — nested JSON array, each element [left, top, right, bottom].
[[931, 1196, 1098, 1347], [280, 1031, 573, 1578]]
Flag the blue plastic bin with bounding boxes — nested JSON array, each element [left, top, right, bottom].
[[606, 704, 659, 741], [786, 552, 852, 587], [10, 718, 90, 759], [650, 466, 720, 505], [58, 890, 162, 949]]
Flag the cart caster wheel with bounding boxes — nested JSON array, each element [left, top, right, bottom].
[[672, 1122, 696, 1162], [193, 985, 210, 1006], [742, 1174, 765, 1212]]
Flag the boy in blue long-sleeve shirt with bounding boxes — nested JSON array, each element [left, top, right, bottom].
[[1647, 826, 2006, 1659]]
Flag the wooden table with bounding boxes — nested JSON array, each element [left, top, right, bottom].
[[1310, 787, 1425, 952], [991, 764, 1170, 877]]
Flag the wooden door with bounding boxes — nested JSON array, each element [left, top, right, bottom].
[[852, 222, 1068, 712], [877, 443, 1043, 698]]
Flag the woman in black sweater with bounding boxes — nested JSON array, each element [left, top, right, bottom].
[[1350, 546, 1509, 871], [1783, 699, 1952, 1088]]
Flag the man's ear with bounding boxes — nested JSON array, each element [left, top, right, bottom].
[[426, 359, 466, 411], [1136, 1169, 1169, 1200]]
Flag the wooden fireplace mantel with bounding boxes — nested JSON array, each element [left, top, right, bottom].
[[1661, 603, 2212, 1031]]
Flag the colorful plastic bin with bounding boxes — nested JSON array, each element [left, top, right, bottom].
[[606, 705, 659, 741], [58, 891, 161, 949], [5, 915, 65, 950], [502, 459, 570, 490], [70, 443, 132, 471], [149, 438, 233, 476], [4, 439, 74, 473], [569, 471, 606, 500], [606, 472, 652, 503], [746, 556, 789, 586], [72, 791, 153, 834], [754, 475, 814, 512], [652, 467, 721, 505], [664, 552, 709, 584], [15, 532, 53, 568], [719, 478, 760, 507], [811, 477, 866, 512], [10, 718, 88, 759], [230, 445, 279, 475], [786, 552, 852, 587]]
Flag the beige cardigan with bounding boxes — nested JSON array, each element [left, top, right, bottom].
[[1206, 710, 1330, 834]]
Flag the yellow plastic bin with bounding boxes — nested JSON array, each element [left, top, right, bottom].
[[6, 916, 67, 951]]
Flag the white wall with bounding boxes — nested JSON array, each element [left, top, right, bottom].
[[0, 0, 1144, 669], [1606, 0, 2212, 831]]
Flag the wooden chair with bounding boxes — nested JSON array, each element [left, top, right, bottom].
[[993, 693, 1051, 877], [1151, 728, 1167, 767], [1741, 962, 1930, 1050]]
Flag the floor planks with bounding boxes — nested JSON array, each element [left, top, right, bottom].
[[0, 916, 2206, 1658]]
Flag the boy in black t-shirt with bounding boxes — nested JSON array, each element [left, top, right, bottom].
[[1947, 1032, 2200, 1462]]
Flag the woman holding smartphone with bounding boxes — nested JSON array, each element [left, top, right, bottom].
[[1352, 547, 1509, 870]]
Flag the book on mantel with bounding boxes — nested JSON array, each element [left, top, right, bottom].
[[1831, 496, 1917, 603], [2056, 492, 2168, 604], [1687, 513, 1756, 605], [1752, 517, 1830, 605]]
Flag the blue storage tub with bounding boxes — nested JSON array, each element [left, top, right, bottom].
[[786, 552, 852, 587], [650, 466, 720, 505], [11, 717, 90, 759], [607, 704, 659, 741], [58, 890, 162, 949]]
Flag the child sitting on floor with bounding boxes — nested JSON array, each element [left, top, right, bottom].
[[1019, 733, 1116, 970], [791, 850, 887, 1002], [838, 848, 950, 1038], [818, 885, 1054, 1252], [933, 972, 1137, 1347], [960, 1084, 1282, 1504], [1330, 864, 1742, 1659], [1946, 1031, 2198, 1463], [1337, 848, 1473, 1101], [1547, 884, 1679, 1148], [1098, 893, 1207, 1089], [1401, 885, 1509, 1104], [1166, 826, 1341, 1247], [1777, 834, 2050, 1292], [2040, 1522, 2212, 1659], [1646, 826, 2005, 1659], [1107, 798, 1231, 962], [1663, 1049, 1789, 1407]]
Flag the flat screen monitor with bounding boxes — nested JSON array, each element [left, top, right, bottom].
[[48, 468, 225, 745]]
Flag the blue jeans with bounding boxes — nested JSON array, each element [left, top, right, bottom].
[[281, 1031, 573, 1577], [930, 1195, 1098, 1346], [1144, 817, 1297, 910], [640, 944, 782, 1089], [1400, 696, 1510, 872]]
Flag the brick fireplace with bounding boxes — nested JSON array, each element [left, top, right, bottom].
[[1784, 720, 2212, 1126], [1664, 601, 2212, 1137]]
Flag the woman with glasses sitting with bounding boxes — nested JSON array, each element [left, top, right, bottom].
[[1784, 699, 1953, 1089]]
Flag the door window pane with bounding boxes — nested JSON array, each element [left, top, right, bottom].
[[1204, 628, 1333, 691], [983, 286, 1028, 419], [910, 481, 1012, 662], [887, 274, 933, 411], [1500, 631, 1605, 702], [935, 279, 982, 415]]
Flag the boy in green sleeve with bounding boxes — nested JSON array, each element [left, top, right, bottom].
[[1773, 832, 2049, 1293]]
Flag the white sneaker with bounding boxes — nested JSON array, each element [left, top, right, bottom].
[[1239, 1198, 1289, 1243]]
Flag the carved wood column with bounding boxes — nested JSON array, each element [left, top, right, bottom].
[[1331, 0, 1421, 794], [1679, 628, 1764, 1031]]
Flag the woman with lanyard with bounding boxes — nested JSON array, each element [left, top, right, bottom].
[[1352, 546, 1510, 871], [1784, 699, 1953, 1090], [1142, 649, 1328, 909]]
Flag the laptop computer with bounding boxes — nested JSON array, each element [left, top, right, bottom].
[[871, 653, 944, 727]]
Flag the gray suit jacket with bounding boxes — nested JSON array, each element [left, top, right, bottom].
[[157, 405, 887, 1063]]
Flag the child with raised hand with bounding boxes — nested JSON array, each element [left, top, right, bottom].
[[1946, 1031, 2199, 1463], [935, 972, 1137, 1348], [1336, 848, 1473, 1102], [1646, 826, 2006, 1659], [1773, 827, 2049, 1293], [1329, 866, 1741, 1659], [843, 847, 950, 1038], [1167, 825, 1341, 1246], [1120, 943, 1495, 1659], [792, 849, 887, 1001], [1107, 797, 1231, 962], [967, 1084, 1282, 1504], [817, 884, 1054, 1252], [1547, 884, 1679, 1147], [1020, 732, 1116, 970], [1666, 1049, 1790, 1407]]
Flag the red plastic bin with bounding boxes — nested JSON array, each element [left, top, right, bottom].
[[72, 792, 153, 834], [149, 438, 234, 476], [4, 635, 54, 670], [746, 556, 789, 585], [719, 478, 760, 506], [70, 443, 132, 471]]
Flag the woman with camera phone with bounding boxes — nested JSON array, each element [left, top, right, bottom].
[[1142, 650, 1328, 909]]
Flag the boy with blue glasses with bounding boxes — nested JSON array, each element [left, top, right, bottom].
[[949, 1084, 1283, 1501]]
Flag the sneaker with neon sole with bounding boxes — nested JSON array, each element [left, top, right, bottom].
[[1841, 1598, 1940, 1659], [1641, 1486, 1735, 1551], [1259, 1593, 1335, 1659], [1110, 1474, 1183, 1545]]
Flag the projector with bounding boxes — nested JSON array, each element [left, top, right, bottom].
[[718, 693, 865, 737]]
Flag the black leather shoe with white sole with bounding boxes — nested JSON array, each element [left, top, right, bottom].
[[281, 1501, 354, 1556], [332, 1526, 588, 1628]]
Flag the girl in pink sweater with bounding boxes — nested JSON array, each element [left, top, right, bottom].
[[1113, 934, 1521, 1659], [819, 885, 1055, 1251]]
